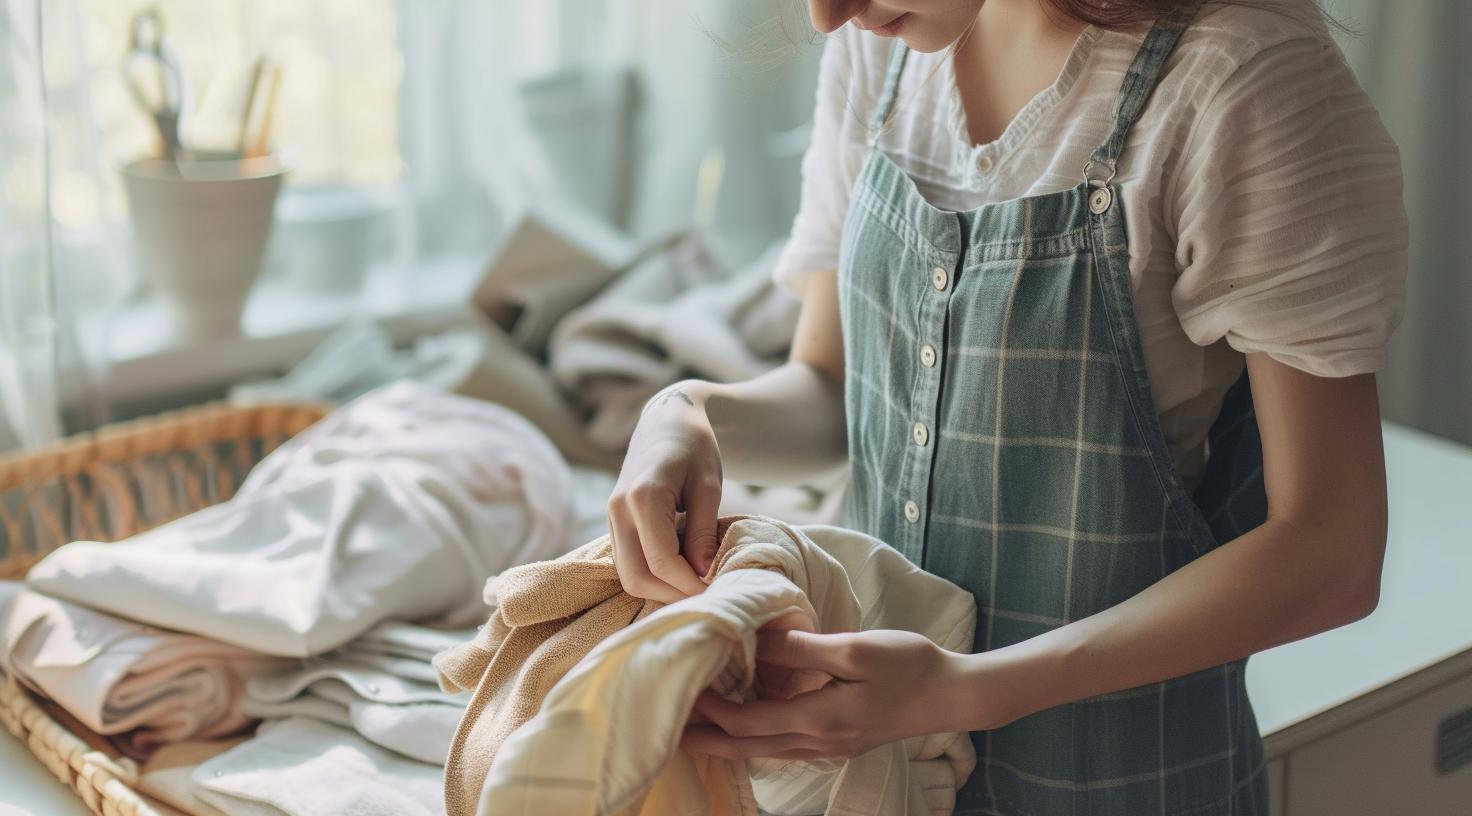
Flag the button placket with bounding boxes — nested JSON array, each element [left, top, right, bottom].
[[901, 249, 958, 564]]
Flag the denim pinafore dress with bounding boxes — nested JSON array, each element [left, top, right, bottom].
[[835, 3, 1271, 814]]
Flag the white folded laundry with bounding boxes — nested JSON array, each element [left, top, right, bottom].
[[349, 622, 477, 665], [245, 657, 469, 708], [138, 738, 248, 816], [349, 699, 465, 766], [239, 687, 353, 728], [238, 621, 474, 765], [27, 382, 578, 657], [193, 717, 444, 816], [0, 582, 281, 758], [239, 681, 463, 767]]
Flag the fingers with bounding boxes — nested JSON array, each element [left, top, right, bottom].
[[755, 629, 861, 678], [681, 690, 859, 760], [607, 503, 684, 604], [629, 485, 707, 597], [692, 690, 834, 740], [680, 474, 723, 578], [680, 726, 815, 760]]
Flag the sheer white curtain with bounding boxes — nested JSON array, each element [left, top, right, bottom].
[[1329, 0, 1472, 445], [395, 0, 821, 267], [0, 0, 64, 451]]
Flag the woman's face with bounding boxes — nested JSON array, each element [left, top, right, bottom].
[[807, 0, 985, 53]]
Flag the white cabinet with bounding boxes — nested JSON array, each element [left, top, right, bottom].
[[1267, 652, 1472, 815]]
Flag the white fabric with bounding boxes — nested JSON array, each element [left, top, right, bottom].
[[239, 623, 474, 765], [0, 583, 279, 758], [139, 739, 246, 816], [777, 0, 1408, 481], [27, 382, 578, 657], [241, 678, 466, 767], [478, 521, 976, 816], [349, 700, 467, 767], [191, 717, 444, 816], [548, 233, 800, 452]]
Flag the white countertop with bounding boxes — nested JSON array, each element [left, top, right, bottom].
[[3, 423, 1469, 813]]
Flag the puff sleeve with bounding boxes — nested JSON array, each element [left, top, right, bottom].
[[1168, 35, 1408, 376]]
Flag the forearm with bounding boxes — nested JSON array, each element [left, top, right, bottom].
[[657, 362, 847, 487], [952, 514, 1384, 731]]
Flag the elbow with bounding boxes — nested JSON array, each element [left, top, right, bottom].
[[1329, 531, 1387, 628], [1341, 559, 1383, 624]]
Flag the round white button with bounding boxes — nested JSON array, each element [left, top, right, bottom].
[[976, 154, 993, 173], [931, 266, 949, 290], [903, 500, 920, 523], [1089, 186, 1113, 214], [920, 344, 937, 367], [912, 422, 929, 447]]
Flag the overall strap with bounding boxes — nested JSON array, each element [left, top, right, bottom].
[[1086, 0, 1205, 182], [867, 42, 911, 145]]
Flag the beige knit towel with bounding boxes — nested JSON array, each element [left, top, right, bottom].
[[435, 517, 759, 816]]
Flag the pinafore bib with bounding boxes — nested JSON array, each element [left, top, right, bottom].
[[836, 3, 1271, 813]]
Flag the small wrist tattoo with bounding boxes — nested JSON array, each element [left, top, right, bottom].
[[642, 386, 695, 417]]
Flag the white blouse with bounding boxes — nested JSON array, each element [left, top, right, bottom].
[[774, 0, 1408, 483]]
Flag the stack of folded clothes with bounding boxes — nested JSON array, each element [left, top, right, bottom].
[[2, 382, 602, 815]]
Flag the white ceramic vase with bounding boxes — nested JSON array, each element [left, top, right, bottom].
[[122, 156, 285, 342]]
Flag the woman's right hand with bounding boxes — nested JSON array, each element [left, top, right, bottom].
[[607, 380, 724, 603]]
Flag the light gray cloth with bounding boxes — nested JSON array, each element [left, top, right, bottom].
[[27, 383, 578, 658], [239, 621, 474, 765], [192, 717, 443, 816], [548, 234, 800, 451]]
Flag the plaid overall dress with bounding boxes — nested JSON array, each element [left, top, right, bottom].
[[835, 3, 1272, 813]]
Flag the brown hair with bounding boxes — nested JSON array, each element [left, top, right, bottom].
[[1042, 0, 1195, 28], [1037, 0, 1342, 31]]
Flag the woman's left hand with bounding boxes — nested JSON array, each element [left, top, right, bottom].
[[681, 628, 1002, 761]]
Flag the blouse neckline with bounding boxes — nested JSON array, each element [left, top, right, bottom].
[[941, 24, 1104, 178]]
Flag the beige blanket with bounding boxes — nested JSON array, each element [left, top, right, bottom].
[[436, 515, 977, 816]]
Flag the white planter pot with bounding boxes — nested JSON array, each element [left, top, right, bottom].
[[122, 156, 285, 342]]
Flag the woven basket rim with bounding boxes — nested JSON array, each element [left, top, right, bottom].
[[0, 401, 331, 492]]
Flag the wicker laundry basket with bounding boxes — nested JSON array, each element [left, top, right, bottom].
[[0, 401, 328, 816]]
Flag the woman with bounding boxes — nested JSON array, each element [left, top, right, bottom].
[[608, 0, 1406, 812]]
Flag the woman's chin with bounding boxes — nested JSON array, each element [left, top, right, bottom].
[[897, 31, 957, 54]]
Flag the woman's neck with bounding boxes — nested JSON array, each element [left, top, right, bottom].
[[951, 0, 1090, 146], [974, 0, 1089, 46]]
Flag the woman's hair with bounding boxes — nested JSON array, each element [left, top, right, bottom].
[[1043, 0, 1200, 28], [1039, 0, 1343, 30]]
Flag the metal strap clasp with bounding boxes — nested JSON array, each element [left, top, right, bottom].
[[1083, 159, 1116, 214]]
